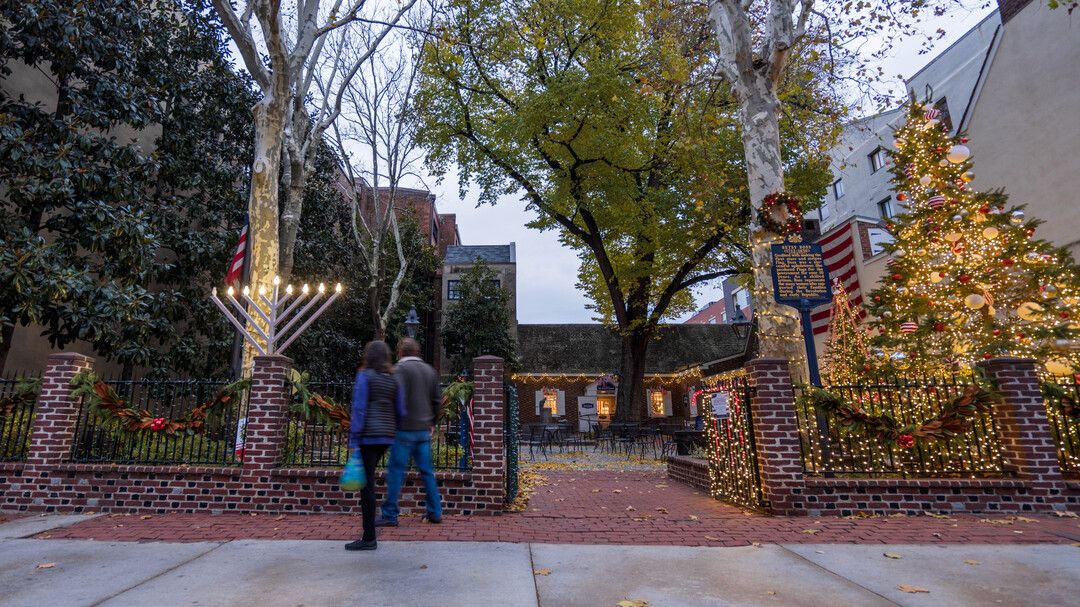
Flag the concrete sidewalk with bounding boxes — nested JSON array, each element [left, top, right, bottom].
[[2, 537, 1078, 606]]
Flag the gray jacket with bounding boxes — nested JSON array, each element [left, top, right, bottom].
[[394, 357, 442, 432]]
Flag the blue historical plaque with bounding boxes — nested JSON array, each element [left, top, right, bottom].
[[770, 242, 832, 306]]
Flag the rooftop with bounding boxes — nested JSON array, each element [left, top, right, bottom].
[[445, 244, 516, 265]]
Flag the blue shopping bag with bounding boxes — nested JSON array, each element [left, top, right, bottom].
[[340, 450, 366, 491]]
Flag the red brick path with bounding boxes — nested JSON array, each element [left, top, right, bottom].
[[33, 471, 1080, 546]]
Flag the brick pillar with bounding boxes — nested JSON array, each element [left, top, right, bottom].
[[25, 352, 95, 468], [746, 358, 807, 515], [242, 355, 292, 471], [978, 357, 1066, 506], [470, 355, 506, 513]]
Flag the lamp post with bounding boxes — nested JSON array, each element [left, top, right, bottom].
[[404, 306, 421, 339], [731, 306, 751, 341]]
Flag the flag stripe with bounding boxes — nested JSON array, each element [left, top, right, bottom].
[[224, 223, 248, 286]]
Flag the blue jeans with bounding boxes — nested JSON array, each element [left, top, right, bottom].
[[380, 430, 442, 522]]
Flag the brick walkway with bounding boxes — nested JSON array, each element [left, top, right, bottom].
[[33, 470, 1080, 545]]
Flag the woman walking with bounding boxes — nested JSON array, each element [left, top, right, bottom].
[[345, 340, 405, 551]]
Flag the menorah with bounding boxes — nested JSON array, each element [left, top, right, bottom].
[[210, 277, 342, 356]]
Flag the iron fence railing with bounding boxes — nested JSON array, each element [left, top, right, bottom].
[[0, 373, 39, 461], [704, 378, 765, 510], [794, 376, 1007, 477], [1044, 377, 1080, 473], [282, 379, 470, 470], [71, 378, 248, 466]]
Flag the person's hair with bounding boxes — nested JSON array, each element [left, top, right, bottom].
[[360, 340, 392, 374], [398, 337, 421, 359]]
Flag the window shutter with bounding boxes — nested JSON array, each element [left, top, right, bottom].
[[535, 390, 544, 415], [556, 390, 566, 416], [663, 392, 672, 416]]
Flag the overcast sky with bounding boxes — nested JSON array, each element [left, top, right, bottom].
[[427, 2, 997, 324]]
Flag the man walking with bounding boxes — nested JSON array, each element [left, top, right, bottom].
[[376, 338, 443, 525]]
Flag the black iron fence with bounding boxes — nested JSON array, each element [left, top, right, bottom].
[[0, 374, 39, 461], [71, 378, 248, 465], [703, 378, 765, 510], [1043, 377, 1080, 473], [794, 376, 1007, 477], [282, 379, 470, 470]]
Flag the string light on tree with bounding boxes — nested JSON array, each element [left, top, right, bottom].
[[865, 98, 1080, 376]]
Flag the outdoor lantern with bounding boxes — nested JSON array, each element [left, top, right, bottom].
[[731, 307, 751, 341], [404, 306, 421, 339]]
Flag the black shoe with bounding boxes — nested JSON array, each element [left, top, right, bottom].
[[373, 516, 398, 527], [423, 514, 442, 524], [345, 539, 377, 551]]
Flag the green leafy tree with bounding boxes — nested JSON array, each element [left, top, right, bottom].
[[866, 99, 1080, 376], [440, 261, 517, 376], [416, 0, 833, 418]]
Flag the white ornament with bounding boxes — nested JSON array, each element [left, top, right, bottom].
[[946, 144, 971, 164], [919, 175, 932, 186], [964, 294, 986, 309], [982, 227, 999, 240]]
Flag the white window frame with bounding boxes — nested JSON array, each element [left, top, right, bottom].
[[832, 179, 845, 200], [877, 197, 895, 220], [535, 389, 565, 416], [869, 148, 887, 173]]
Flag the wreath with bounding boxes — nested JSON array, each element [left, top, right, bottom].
[[0, 377, 41, 425], [1041, 381, 1080, 420], [798, 382, 1001, 448], [70, 372, 250, 435], [757, 192, 803, 236]]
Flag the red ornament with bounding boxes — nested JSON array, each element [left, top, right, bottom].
[[1026, 228, 1035, 237], [935, 146, 943, 153], [885, 223, 894, 231], [961, 137, 969, 144], [1017, 332, 1026, 339], [1002, 258, 1015, 266], [934, 323, 946, 332], [983, 353, 993, 359], [978, 205, 990, 214], [992, 329, 1002, 336], [1061, 312, 1071, 319], [892, 273, 903, 281], [874, 295, 882, 302], [897, 434, 915, 449], [896, 192, 907, 201], [150, 417, 167, 432], [958, 274, 971, 283]]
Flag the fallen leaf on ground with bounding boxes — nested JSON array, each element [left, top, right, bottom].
[[1016, 516, 1039, 523], [533, 568, 552, 576], [704, 535, 722, 541], [420, 565, 428, 570], [616, 600, 648, 607], [963, 559, 980, 566], [654, 484, 668, 488], [1052, 511, 1078, 518], [883, 552, 903, 559], [655, 507, 668, 514], [801, 529, 820, 534], [612, 489, 622, 494], [932, 533, 942, 538], [250, 513, 257, 517], [591, 489, 601, 493], [140, 515, 152, 520], [766, 591, 776, 595], [980, 518, 1013, 525], [36, 563, 56, 569], [926, 513, 951, 519], [626, 506, 636, 511], [688, 515, 699, 521], [272, 527, 279, 531], [896, 584, 929, 594], [750, 542, 762, 548], [1013, 531, 1024, 534], [275, 515, 285, 521]]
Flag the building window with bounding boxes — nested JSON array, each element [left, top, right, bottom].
[[934, 97, 953, 132], [490, 279, 501, 289], [877, 197, 895, 220], [832, 179, 845, 199], [819, 201, 832, 222], [447, 280, 462, 300], [867, 227, 895, 257], [707, 316, 717, 324], [648, 388, 671, 418], [596, 395, 615, 416], [869, 148, 887, 173], [543, 390, 559, 415], [734, 288, 750, 311]]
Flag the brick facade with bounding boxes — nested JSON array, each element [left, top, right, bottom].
[[1, 355, 507, 516], [669, 357, 1080, 516]]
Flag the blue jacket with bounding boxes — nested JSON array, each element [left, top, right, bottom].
[[349, 370, 406, 449]]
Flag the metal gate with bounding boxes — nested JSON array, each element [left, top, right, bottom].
[[504, 381, 519, 503], [703, 379, 765, 510]]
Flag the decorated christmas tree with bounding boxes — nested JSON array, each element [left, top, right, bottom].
[[822, 279, 872, 384], [866, 99, 1080, 376]]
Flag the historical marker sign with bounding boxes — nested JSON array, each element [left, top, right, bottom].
[[770, 242, 831, 306]]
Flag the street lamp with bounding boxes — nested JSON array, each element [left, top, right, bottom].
[[404, 306, 421, 339], [731, 306, 751, 341]]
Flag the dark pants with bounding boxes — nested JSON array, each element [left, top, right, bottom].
[[359, 444, 389, 541]]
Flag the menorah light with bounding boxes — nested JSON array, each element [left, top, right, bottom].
[[211, 277, 342, 356]]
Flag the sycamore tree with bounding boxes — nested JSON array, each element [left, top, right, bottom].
[[417, 0, 833, 419]]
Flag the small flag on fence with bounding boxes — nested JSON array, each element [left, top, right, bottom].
[[234, 417, 247, 460], [225, 222, 248, 286]]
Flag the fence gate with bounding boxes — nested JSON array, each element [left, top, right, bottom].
[[504, 382, 519, 503], [703, 379, 765, 510]]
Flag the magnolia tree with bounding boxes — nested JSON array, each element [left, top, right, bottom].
[[209, 0, 419, 295], [705, 0, 971, 373]]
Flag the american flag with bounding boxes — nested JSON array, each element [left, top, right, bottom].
[[224, 222, 248, 286], [924, 107, 941, 121], [810, 224, 865, 335]]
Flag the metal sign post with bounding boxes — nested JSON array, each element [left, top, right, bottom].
[[771, 240, 833, 472]]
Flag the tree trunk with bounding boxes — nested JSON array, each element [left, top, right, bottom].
[[240, 95, 287, 371], [278, 151, 309, 282], [0, 324, 15, 374], [369, 283, 386, 341], [614, 330, 650, 422], [739, 87, 808, 380]]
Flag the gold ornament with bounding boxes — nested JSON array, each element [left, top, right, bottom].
[[1045, 358, 1075, 376], [1017, 301, 1043, 321], [964, 294, 986, 309], [982, 227, 999, 240]]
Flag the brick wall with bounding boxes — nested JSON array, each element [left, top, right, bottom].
[[667, 356, 1079, 516], [666, 456, 710, 492], [1, 355, 507, 516]]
